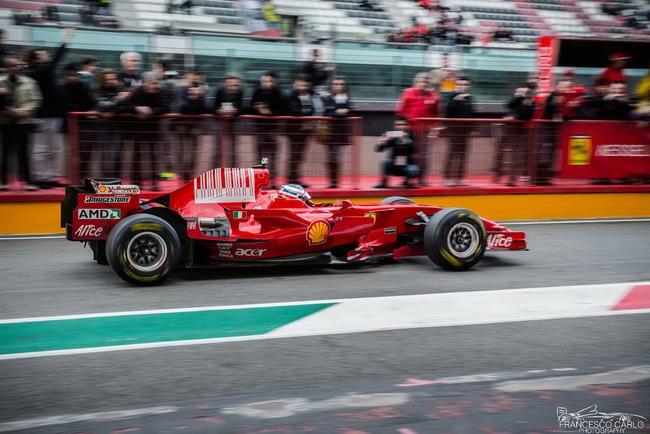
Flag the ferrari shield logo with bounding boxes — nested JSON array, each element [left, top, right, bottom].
[[568, 135, 591, 165], [364, 212, 377, 225], [307, 220, 329, 245]]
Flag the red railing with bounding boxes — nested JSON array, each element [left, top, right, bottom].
[[68, 113, 363, 190], [66, 113, 649, 190]]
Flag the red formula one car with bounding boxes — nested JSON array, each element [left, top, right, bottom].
[[61, 163, 527, 285]]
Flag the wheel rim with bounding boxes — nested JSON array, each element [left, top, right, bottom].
[[126, 231, 168, 272], [446, 222, 480, 258]]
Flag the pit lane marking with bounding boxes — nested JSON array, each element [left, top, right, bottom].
[[1, 282, 649, 360]]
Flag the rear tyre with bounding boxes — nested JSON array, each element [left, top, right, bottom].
[[106, 214, 181, 286], [424, 208, 486, 271], [380, 196, 415, 205]]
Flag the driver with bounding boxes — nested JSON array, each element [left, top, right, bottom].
[[278, 184, 313, 205]]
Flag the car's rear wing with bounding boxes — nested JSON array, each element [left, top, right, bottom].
[[61, 178, 141, 241]]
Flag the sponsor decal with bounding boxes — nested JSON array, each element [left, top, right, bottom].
[[74, 224, 103, 238], [537, 36, 558, 96], [307, 220, 330, 245], [78, 208, 121, 220], [194, 168, 256, 204], [487, 233, 513, 248], [132, 223, 162, 232], [384, 227, 397, 235], [557, 404, 646, 433], [235, 248, 267, 257], [216, 242, 233, 259], [595, 144, 650, 157], [364, 212, 377, 225], [187, 221, 197, 230], [232, 211, 248, 219], [84, 196, 131, 204], [95, 184, 140, 195], [568, 135, 592, 166]]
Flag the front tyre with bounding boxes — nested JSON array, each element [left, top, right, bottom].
[[424, 208, 486, 271], [106, 214, 181, 286], [380, 196, 416, 205]]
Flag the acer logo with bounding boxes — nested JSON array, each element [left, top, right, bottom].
[[235, 248, 267, 257], [78, 209, 120, 219], [74, 224, 103, 237], [487, 234, 513, 248]]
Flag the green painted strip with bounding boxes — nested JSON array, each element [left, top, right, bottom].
[[0, 304, 335, 355]]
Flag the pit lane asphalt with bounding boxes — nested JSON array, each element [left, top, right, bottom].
[[0, 220, 649, 432]]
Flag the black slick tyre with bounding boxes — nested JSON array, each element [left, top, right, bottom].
[[424, 208, 487, 271], [380, 196, 416, 205], [106, 214, 181, 286]]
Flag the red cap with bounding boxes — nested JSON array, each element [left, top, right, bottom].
[[609, 52, 631, 61]]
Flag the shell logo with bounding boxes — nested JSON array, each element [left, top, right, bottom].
[[98, 185, 107, 193], [307, 220, 330, 245]]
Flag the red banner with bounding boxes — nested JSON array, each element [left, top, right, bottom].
[[536, 36, 558, 96], [559, 121, 650, 179]]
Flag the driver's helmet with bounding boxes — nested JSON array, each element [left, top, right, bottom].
[[279, 184, 311, 202]]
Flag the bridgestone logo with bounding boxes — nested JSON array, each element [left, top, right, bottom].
[[78, 209, 121, 219], [84, 196, 131, 203]]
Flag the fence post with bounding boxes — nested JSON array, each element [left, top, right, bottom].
[[68, 112, 80, 184]]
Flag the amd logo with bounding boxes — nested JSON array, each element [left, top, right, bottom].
[[78, 209, 121, 220]]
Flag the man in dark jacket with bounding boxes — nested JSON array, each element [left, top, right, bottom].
[[126, 71, 171, 190], [213, 73, 244, 167], [599, 81, 633, 120], [0, 56, 43, 191], [249, 71, 286, 186], [62, 62, 95, 179], [27, 27, 74, 188], [443, 76, 475, 186], [375, 116, 419, 188], [177, 66, 209, 182], [285, 73, 322, 187], [299, 49, 331, 91]]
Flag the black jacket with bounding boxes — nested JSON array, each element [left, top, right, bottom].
[[376, 131, 416, 165], [286, 91, 316, 116], [26, 43, 67, 118], [507, 96, 535, 121], [446, 92, 475, 118], [249, 86, 286, 116], [213, 86, 243, 116], [126, 87, 171, 120], [178, 84, 209, 115], [62, 80, 95, 133]]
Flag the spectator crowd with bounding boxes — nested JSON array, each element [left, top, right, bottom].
[[387, 3, 473, 46], [1, 28, 649, 192], [13, 0, 118, 29]]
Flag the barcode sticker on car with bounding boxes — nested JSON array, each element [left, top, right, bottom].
[[194, 168, 256, 203]]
